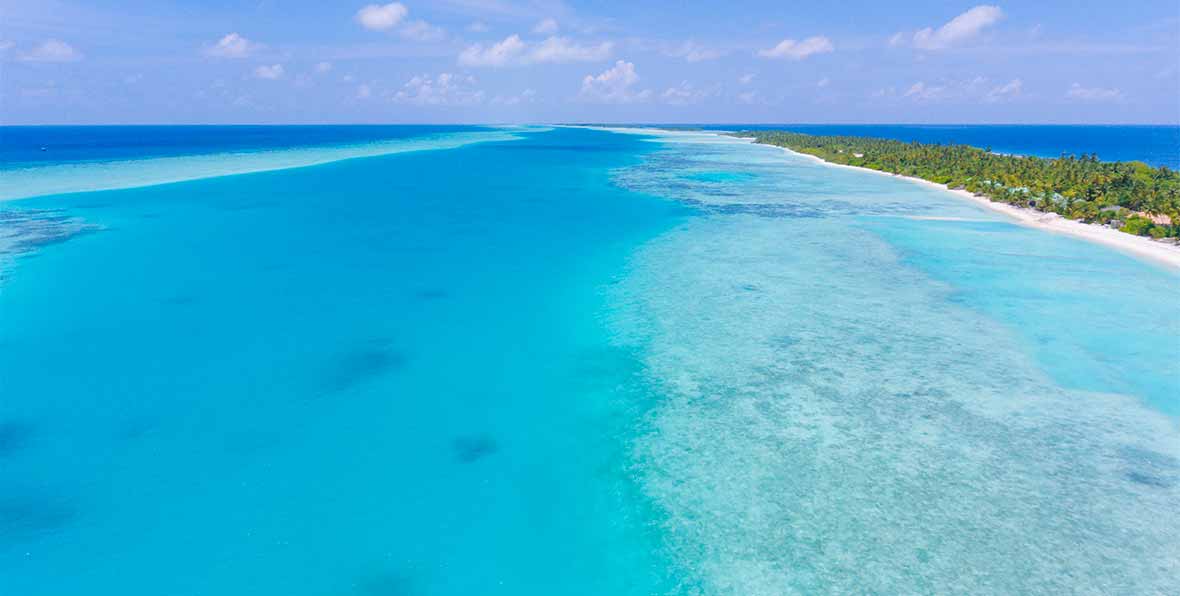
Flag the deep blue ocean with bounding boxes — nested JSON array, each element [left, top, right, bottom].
[[0, 125, 491, 167], [1, 125, 1178, 594]]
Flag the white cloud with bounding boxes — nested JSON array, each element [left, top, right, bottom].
[[458, 34, 525, 66], [356, 3, 408, 31], [459, 34, 610, 67], [663, 41, 723, 62], [18, 39, 82, 62], [356, 84, 372, 99], [985, 78, 1022, 102], [580, 59, 650, 103], [1065, 83, 1122, 102], [393, 72, 485, 105], [315, 61, 333, 73], [737, 90, 759, 104], [253, 64, 285, 79], [401, 20, 446, 41], [467, 21, 490, 33], [660, 81, 718, 105], [885, 76, 1018, 103], [758, 36, 833, 60], [888, 32, 906, 47], [205, 33, 259, 58], [533, 18, 559, 35], [912, 5, 1003, 50], [903, 81, 945, 101], [738, 73, 755, 85], [0, 40, 14, 52], [817, 77, 830, 88], [529, 36, 612, 63]]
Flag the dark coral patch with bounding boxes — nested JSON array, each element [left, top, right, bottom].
[[452, 435, 498, 463], [0, 421, 34, 456], [323, 340, 408, 393], [0, 496, 74, 541]]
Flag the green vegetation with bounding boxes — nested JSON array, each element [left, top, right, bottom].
[[734, 130, 1180, 239]]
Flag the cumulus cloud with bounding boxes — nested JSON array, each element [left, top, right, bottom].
[[1065, 83, 1122, 102], [459, 34, 611, 67], [18, 39, 82, 62], [758, 36, 833, 60], [533, 18, 559, 35], [580, 59, 650, 103], [205, 33, 259, 58], [253, 64, 285, 79], [912, 5, 1003, 50], [356, 3, 408, 31], [738, 73, 755, 85], [356, 83, 372, 99], [663, 41, 723, 62], [393, 72, 485, 105], [315, 61, 333, 73]]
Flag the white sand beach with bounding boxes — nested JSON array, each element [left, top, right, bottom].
[[760, 141, 1180, 270]]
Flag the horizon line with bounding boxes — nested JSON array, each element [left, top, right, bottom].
[[2, 121, 1179, 127]]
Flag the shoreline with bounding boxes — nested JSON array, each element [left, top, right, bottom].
[[751, 139, 1180, 270]]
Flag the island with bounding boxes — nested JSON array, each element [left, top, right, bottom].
[[734, 130, 1179, 242]]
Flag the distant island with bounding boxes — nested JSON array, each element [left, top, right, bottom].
[[734, 131, 1179, 241]]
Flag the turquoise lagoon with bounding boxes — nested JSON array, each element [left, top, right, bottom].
[[0, 126, 1177, 594]]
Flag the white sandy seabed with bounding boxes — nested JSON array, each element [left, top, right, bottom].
[[752, 139, 1180, 270]]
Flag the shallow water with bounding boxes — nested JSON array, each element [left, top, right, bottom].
[[1, 126, 1177, 595], [0, 126, 535, 201], [0, 127, 684, 595], [609, 130, 1180, 594]]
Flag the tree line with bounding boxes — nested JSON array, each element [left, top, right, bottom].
[[734, 130, 1180, 239]]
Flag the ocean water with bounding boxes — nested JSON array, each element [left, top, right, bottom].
[[0, 126, 536, 201], [1, 125, 1178, 595], [679, 124, 1180, 169]]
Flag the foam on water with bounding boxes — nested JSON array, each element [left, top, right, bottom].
[[607, 130, 1180, 594], [0, 128, 527, 201]]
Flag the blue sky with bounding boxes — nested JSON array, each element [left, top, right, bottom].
[[2, 0, 1178, 124]]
